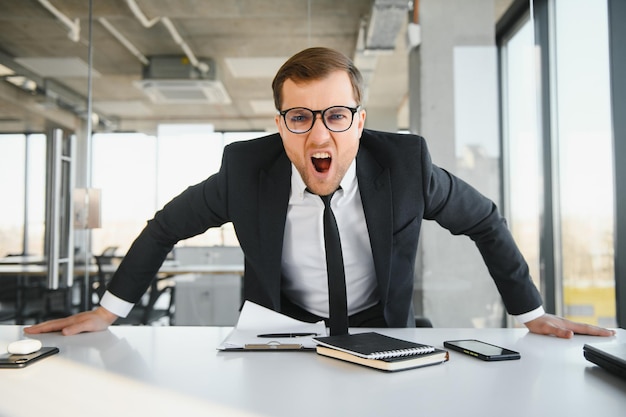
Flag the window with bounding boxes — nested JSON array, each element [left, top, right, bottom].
[[500, 16, 543, 295], [156, 125, 226, 247], [91, 133, 157, 255], [0, 135, 25, 256], [499, 0, 616, 327], [91, 127, 268, 254], [0, 134, 46, 257], [554, 0, 615, 327]]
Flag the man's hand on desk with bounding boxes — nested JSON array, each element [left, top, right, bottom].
[[525, 313, 616, 339], [24, 307, 118, 336]]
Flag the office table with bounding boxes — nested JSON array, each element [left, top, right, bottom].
[[0, 256, 46, 265], [0, 326, 624, 417], [0, 263, 244, 323], [0, 263, 244, 277]]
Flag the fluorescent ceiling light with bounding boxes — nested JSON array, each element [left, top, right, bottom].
[[14, 57, 100, 78], [224, 57, 287, 78], [249, 100, 276, 115], [365, 0, 409, 52], [0, 63, 15, 77], [6, 75, 37, 91], [134, 79, 231, 104], [94, 100, 153, 117]]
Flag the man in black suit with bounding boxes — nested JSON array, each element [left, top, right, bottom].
[[26, 47, 614, 338]]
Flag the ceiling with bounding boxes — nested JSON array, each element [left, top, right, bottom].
[[0, 0, 514, 135]]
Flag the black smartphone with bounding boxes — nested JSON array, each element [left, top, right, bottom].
[[0, 347, 60, 369], [443, 339, 520, 361]]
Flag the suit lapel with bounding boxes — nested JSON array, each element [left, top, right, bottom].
[[254, 142, 394, 309], [258, 151, 291, 308], [356, 147, 393, 305]]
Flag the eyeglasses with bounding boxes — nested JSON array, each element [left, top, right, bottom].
[[279, 106, 360, 134]]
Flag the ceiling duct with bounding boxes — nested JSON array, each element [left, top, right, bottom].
[[364, 0, 410, 52], [134, 56, 231, 104]]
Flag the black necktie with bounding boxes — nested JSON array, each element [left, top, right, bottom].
[[320, 193, 349, 335]]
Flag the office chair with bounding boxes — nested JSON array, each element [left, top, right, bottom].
[[93, 247, 175, 325], [415, 317, 433, 327], [0, 275, 42, 324], [0, 254, 48, 324], [0, 272, 69, 324], [91, 246, 119, 309]]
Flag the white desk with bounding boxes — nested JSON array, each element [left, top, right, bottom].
[[152, 262, 244, 277], [0, 256, 46, 265], [0, 263, 244, 277], [0, 264, 71, 276], [1, 326, 624, 417], [0, 263, 244, 324]]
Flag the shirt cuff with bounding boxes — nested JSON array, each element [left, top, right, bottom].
[[100, 291, 134, 318], [513, 306, 546, 324]]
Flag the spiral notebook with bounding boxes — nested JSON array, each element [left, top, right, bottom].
[[313, 332, 449, 372]]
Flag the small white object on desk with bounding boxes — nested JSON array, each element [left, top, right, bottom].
[[7, 339, 42, 355]]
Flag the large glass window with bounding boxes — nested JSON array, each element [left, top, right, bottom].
[[500, 17, 543, 295], [156, 125, 225, 247], [0, 134, 46, 257], [25, 135, 46, 256], [500, 0, 616, 327], [0, 135, 25, 256], [91, 128, 268, 254], [554, 0, 615, 327], [92, 133, 157, 255]]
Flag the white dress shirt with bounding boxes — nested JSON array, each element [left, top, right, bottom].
[[280, 160, 379, 318]]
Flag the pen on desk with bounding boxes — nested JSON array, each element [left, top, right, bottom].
[[257, 333, 318, 338]]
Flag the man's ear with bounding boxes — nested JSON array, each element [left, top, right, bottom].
[[357, 108, 366, 133], [275, 114, 283, 135]]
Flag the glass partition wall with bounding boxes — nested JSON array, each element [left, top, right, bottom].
[[2, 0, 622, 327], [499, 0, 616, 327], [0, 133, 46, 257]]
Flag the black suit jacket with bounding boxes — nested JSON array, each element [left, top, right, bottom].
[[108, 130, 543, 326]]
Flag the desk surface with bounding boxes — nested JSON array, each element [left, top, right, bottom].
[[157, 262, 244, 276], [0, 263, 244, 277], [0, 326, 624, 417], [0, 256, 46, 265]]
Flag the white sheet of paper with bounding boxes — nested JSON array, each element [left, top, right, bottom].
[[217, 301, 327, 350]]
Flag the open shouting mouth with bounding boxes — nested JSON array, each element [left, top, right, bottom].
[[312, 152, 331, 173]]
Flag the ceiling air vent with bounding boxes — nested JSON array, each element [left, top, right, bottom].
[[134, 56, 231, 104]]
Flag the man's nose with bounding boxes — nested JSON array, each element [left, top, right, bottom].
[[309, 113, 330, 139]]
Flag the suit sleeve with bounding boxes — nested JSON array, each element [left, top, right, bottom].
[[106, 149, 232, 304], [419, 140, 543, 316]]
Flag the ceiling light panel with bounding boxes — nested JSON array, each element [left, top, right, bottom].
[[249, 100, 276, 115], [224, 57, 288, 78], [14, 57, 100, 78]]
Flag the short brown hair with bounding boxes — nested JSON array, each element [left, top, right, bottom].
[[272, 47, 364, 110]]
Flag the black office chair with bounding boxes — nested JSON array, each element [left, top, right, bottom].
[[92, 247, 176, 325], [91, 246, 119, 309], [415, 317, 433, 328], [0, 275, 40, 323], [0, 254, 48, 324], [130, 279, 176, 325], [107, 277, 175, 326], [0, 273, 69, 324]]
